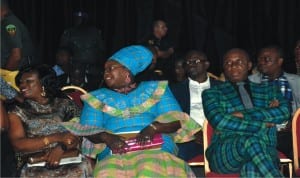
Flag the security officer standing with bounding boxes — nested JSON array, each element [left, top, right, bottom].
[[59, 10, 106, 90], [1, 0, 36, 71], [141, 20, 174, 81]]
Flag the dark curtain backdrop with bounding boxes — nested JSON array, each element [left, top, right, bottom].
[[8, 0, 300, 75]]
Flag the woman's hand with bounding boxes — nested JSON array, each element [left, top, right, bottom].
[[59, 132, 79, 149], [46, 145, 64, 168], [269, 99, 279, 108], [102, 133, 128, 154], [136, 123, 157, 146]]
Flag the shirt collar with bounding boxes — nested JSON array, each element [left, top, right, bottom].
[[188, 76, 210, 87]]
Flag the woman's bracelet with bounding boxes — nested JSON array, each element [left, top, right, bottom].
[[43, 137, 50, 146], [149, 123, 157, 131]]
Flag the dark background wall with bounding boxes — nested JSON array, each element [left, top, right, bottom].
[[8, 0, 300, 75]]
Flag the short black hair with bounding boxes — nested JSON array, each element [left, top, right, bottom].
[[185, 50, 208, 61], [223, 48, 251, 62], [15, 64, 61, 98], [258, 45, 284, 58], [153, 19, 167, 27]]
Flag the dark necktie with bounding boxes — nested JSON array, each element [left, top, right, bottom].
[[237, 82, 253, 109]]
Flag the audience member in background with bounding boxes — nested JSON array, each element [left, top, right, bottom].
[[295, 40, 300, 75], [1, 0, 36, 71], [59, 10, 106, 90], [170, 50, 222, 161], [52, 47, 73, 88], [141, 20, 174, 80], [52, 47, 72, 76], [202, 48, 290, 177], [135, 46, 164, 82], [8, 65, 92, 177], [63, 63, 90, 108], [249, 45, 300, 159], [64, 45, 199, 177], [169, 57, 187, 84], [67, 63, 89, 90]]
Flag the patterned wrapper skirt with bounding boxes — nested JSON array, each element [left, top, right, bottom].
[[93, 149, 195, 177]]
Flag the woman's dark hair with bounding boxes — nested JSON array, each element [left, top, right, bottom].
[[15, 64, 66, 98]]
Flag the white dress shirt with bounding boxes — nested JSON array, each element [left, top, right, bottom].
[[188, 77, 210, 126]]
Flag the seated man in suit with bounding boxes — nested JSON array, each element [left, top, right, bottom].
[[249, 45, 300, 159], [170, 50, 222, 161], [202, 48, 290, 177]]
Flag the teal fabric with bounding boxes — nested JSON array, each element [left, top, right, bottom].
[[80, 81, 182, 160], [202, 81, 290, 177]]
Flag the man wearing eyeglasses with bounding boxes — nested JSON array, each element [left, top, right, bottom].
[[170, 50, 222, 161], [249, 45, 300, 159]]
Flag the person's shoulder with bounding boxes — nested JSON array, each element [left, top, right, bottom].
[[248, 72, 262, 83], [209, 77, 223, 86], [53, 97, 71, 103], [284, 72, 300, 80], [170, 79, 188, 87], [249, 80, 272, 91], [2, 13, 22, 29], [89, 87, 107, 96], [284, 72, 300, 88], [204, 81, 228, 93], [169, 79, 188, 93], [140, 80, 168, 87], [3, 13, 19, 23]]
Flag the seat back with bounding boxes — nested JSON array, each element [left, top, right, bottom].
[[292, 108, 300, 171], [204, 119, 292, 177], [207, 72, 221, 81], [61, 85, 87, 108]]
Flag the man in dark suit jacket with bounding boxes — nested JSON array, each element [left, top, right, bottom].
[[170, 50, 222, 161]]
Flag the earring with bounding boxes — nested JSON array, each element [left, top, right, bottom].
[[125, 74, 131, 83], [41, 86, 46, 97]]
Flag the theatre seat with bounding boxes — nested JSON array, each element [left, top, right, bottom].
[[203, 119, 292, 178], [292, 109, 300, 177], [61, 85, 87, 108], [187, 154, 204, 167], [203, 120, 239, 177]]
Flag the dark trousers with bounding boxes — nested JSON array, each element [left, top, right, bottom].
[[176, 141, 203, 161], [277, 130, 293, 159]]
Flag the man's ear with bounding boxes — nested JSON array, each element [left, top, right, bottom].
[[247, 61, 253, 71], [123, 70, 132, 84], [278, 57, 284, 66], [205, 61, 210, 70]]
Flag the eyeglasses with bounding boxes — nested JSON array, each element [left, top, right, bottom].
[[223, 59, 246, 67], [257, 56, 275, 64], [185, 58, 207, 65]]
